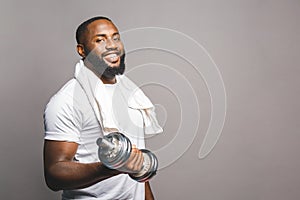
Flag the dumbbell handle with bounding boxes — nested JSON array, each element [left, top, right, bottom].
[[97, 138, 115, 150]]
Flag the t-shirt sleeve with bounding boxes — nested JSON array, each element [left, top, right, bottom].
[[44, 93, 82, 143]]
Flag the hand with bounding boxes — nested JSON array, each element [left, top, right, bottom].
[[119, 145, 144, 174]]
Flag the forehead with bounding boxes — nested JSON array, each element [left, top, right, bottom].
[[86, 19, 119, 37]]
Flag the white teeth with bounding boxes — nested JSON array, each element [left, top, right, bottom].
[[109, 54, 117, 58], [106, 53, 119, 62]]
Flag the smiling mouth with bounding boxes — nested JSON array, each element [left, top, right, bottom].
[[103, 52, 120, 64]]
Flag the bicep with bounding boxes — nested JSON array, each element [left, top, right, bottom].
[[43, 140, 78, 170]]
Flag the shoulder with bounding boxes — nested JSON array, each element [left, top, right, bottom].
[[45, 79, 87, 115], [54, 78, 82, 99]]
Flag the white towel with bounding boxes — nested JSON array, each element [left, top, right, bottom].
[[74, 60, 163, 135]]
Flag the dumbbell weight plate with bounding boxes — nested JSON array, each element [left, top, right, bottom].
[[98, 132, 132, 169], [129, 149, 158, 182]]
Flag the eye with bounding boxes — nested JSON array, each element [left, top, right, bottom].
[[96, 38, 104, 43], [113, 36, 120, 41]]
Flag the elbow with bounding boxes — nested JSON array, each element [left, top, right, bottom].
[[45, 175, 61, 191], [46, 183, 60, 192], [45, 176, 63, 191], [44, 170, 63, 191]]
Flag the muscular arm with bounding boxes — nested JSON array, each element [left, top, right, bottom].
[[43, 140, 121, 191], [43, 139, 144, 191]]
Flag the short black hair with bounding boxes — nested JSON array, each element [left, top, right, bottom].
[[76, 16, 112, 44]]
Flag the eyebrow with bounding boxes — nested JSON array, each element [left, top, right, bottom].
[[94, 32, 120, 38]]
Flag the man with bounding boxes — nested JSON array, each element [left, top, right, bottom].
[[43, 16, 162, 199]]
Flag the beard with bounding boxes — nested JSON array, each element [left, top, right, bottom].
[[85, 51, 126, 79]]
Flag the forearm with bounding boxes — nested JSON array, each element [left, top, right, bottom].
[[45, 161, 121, 191], [145, 181, 155, 200]]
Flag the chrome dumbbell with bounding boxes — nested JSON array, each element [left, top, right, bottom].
[[97, 132, 158, 182]]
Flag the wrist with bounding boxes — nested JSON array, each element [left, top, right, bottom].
[[98, 162, 122, 177]]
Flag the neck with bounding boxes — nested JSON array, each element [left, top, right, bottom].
[[101, 76, 116, 84]]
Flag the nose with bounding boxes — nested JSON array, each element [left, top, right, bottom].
[[105, 38, 117, 50]]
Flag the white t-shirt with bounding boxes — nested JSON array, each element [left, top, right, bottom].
[[44, 79, 146, 200]]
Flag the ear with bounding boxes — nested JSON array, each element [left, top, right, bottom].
[[76, 44, 86, 58]]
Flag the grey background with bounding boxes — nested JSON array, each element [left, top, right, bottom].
[[1, 0, 300, 199]]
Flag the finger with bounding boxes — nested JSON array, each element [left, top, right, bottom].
[[135, 150, 144, 171], [131, 149, 145, 172], [132, 149, 144, 172], [131, 148, 141, 166], [126, 147, 139, 170]]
